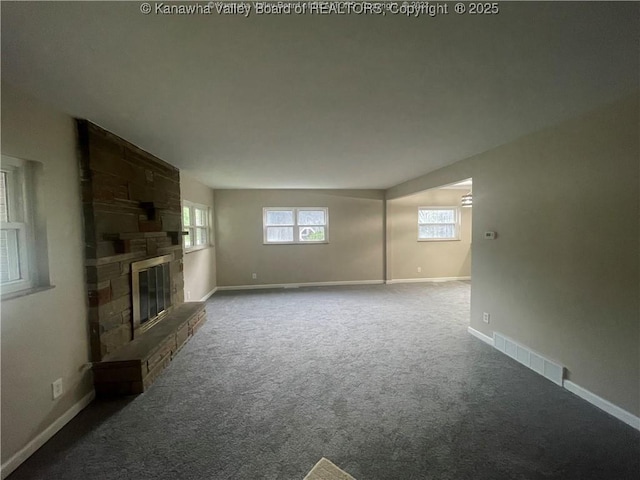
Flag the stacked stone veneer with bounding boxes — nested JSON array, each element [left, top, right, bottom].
[[78, 120, 185, 362]]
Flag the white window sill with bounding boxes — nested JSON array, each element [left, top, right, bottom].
[[417, 238, 461, 242], [1, 284, 55, 301], [263, 242, 330, 245], [184, 244, 214, 254]]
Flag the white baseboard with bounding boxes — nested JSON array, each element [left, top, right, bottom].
[[467, 326, 494, 346], [217, 279, 384, 291], [199, 286, 218, 301], [563, 380, 640, 431], [386, 276, 470, 284], [1, 390, 95, 479], [468, 328, 639, 432]]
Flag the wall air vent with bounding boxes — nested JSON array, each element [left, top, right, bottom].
[[493, 332, 565, 386]]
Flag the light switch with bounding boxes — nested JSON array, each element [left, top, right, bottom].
[[484, 231, 497, 240]]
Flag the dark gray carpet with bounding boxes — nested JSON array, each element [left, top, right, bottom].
[[8, 282, 640, 479]]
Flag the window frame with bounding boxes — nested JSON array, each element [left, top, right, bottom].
[[182, 201, 211, 253], [417, 206, 461, 242], [263, 207, 329, 245], [1, 156, 35, 294]]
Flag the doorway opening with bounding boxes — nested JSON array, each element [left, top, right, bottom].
[[386, 178, 473, 324]]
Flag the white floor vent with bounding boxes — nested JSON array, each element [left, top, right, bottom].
[[493, 332, 564, 386]]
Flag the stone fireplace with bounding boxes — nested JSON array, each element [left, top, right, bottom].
[[78, 120, 206, 394]]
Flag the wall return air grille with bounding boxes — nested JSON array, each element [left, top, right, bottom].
[[493, 332, 565, 386]]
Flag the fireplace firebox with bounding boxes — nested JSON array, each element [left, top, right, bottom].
[[131, 254, 173, 336]]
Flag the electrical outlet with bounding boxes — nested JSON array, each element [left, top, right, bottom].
[[417, 267, 422, 273], [483, 312, 490, 324], [52, 378, 63, 399], [252, 273, 257, 280], [186, 291, 191, 300]]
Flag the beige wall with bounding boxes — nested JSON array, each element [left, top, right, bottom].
[[215, 189, 385, 286], [388, 92, 640, 416], [1, 83, 93, 467], [388, 188, 472, 280], [180, 174, 217, 301]]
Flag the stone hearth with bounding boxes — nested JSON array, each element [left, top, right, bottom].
[[93, 302, 206, 395]]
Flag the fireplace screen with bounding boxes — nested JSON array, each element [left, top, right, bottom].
[[132, 254, 173, 334]]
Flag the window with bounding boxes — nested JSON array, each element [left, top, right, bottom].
[[418, 207, 460, 241], [263, 208, 328, 244], [182, 201, 210, 252], [1, 156, 40, 294]]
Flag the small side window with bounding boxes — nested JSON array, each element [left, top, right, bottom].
[[183, 201, 211, 252], [1, 155, 49, 296]]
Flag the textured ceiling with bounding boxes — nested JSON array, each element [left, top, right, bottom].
[[2, 2, 638, 189]]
